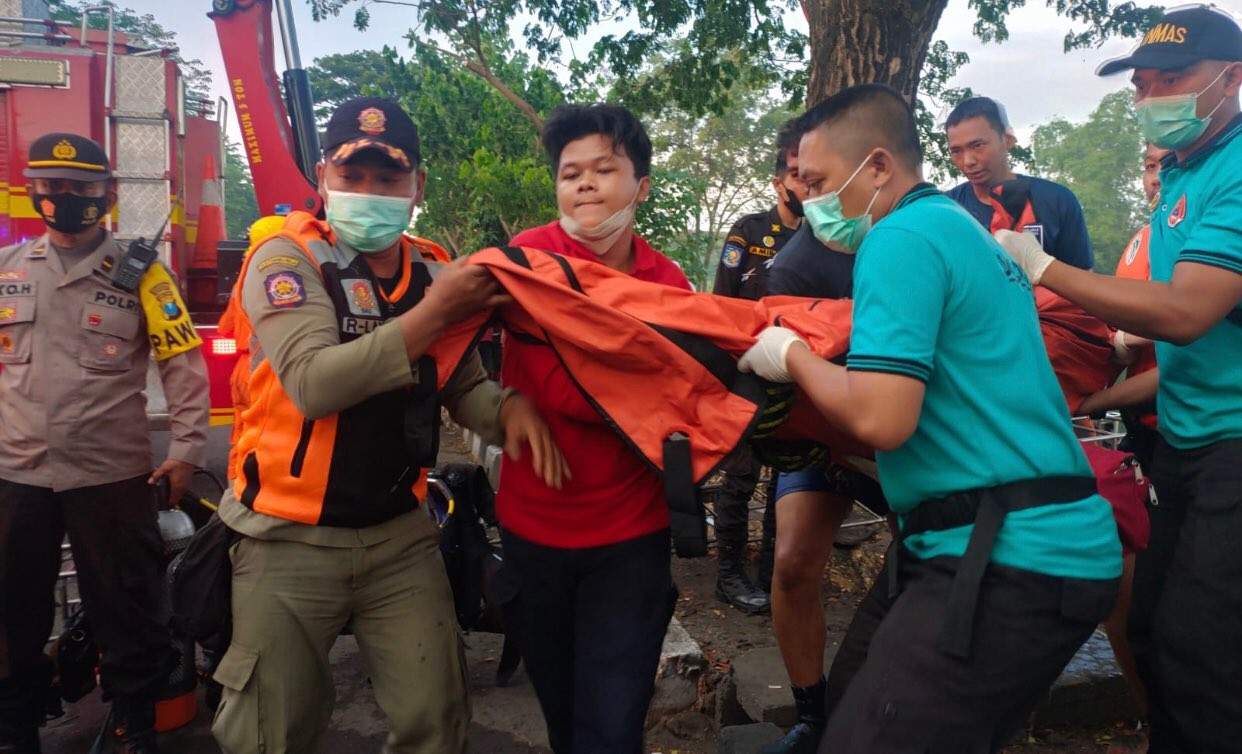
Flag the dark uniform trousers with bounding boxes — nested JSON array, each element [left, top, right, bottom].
[[0, 475, 171, 702], [1140, 437, 1242, 754], [819, 555, 1117, 753], [713, 446, 772, 547]]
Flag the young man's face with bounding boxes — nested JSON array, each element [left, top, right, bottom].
[[555, 134, 650, 228], [316, 150, 423, 205], [1142, 143, 1171, 202], [946, 115, 1011, 189], [797, 126, 876, 219], [777, 148, 810, 203]]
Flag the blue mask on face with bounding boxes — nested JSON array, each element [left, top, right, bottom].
[[325, 190, 414, 253], [801, 154, 880, 254]]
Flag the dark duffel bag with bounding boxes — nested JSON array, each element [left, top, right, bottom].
[[167, 512, 239, 656]]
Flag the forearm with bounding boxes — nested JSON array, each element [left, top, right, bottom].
[[158, 348, 210, 467], [1040, 261, 1235, 344], [279, 320, 417, 419], [1078, 369, 1159, 415], [443, 353, 512, 447]]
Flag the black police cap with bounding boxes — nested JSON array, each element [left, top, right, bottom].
[[1097, 5, 1242, 76], [23, 133, 112, 182], [322, 97, 420, 172]]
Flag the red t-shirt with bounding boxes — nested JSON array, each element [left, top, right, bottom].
[[498, 221, 692, 548]]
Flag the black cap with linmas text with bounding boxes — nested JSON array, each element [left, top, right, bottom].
[[1097, 5, 1242, 76], [23, 133, 112, 182], [322, 96, 420, 172]]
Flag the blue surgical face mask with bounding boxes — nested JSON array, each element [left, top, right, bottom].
[[801, 154, 880, 254], [1137, 66, 1230, 150], [325, 190, 414, 253]]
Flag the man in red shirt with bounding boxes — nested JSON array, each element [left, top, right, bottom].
[[498, 103, 691, 753]]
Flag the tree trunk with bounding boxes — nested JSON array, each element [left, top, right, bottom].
[[803, 0, 951, 106]]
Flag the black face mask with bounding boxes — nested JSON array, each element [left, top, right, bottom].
[[781, 185, 805, 218], [32, 193, 108, 234]]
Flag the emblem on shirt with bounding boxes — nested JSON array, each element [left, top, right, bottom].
[[0, 305, 14, 323], [1168, 195, 1186, 228], [1125, 236, 1141, 266], [770, 224, 781, 234], [762, 235, 775, 248], [101, 339, 121, 359], [0, 334, 12, 353], [344, 279, 379, 315], [87, 313, 103, 328], [722, 243, 744, 269], [0, 270, 26, 281], [1020, 224, 1045, 248], [149, 281, 183, 321], [257, 255, 302, 272], [358, 107, 387, 135], [265, 271, 305, 309]]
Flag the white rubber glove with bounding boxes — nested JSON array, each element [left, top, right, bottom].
[[994, 229, 1055, 286], [738, 326, 807, 383]]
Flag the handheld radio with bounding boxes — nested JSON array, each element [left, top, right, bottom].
[[111, 210, 174, 293]]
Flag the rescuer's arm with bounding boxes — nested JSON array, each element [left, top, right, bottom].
[[444, 351, 568, 489], [243, 239, 423, 419], [1077, 368, 1159, 416]]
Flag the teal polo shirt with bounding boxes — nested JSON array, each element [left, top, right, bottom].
[[1148, 113, 1242, 449], [847, 185, 1121, 580]]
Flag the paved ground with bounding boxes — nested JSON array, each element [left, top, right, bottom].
[[36, 424, 1144, 753]]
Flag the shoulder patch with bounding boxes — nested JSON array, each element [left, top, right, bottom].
[[1020, 224, 1045, 248], [1124, 236, 1141, 266], [257, 255, 302, 271], [265, 271, 306, 309], [722, 243, 744, 269]]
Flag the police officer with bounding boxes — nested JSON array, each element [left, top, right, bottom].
[[709, 122, 807, 614], [998, 8, 1242, 751], [209, 97, 565, 754], [0, 133, 210, 753]]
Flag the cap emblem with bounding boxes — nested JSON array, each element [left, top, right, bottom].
[[358, 107, 387, 135], [52, 140, 77, 161]]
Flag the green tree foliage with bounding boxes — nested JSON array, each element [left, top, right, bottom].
[[223, 136, 260, 240], [1031, 89, 1145, 272], [48, 1, 213, 99]]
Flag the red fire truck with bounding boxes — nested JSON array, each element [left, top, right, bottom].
[[0, 1, 241, 424]]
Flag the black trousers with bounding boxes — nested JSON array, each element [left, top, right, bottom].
[[819, 555, 1116, 754], [0, 475, 171, 702], [713, 445, 772, 547], [500, 528, 677, 754], [1139, 438, 1242, 754]]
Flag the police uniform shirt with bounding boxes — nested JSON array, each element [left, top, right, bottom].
[[1147, 113, 1242, 449], [713, 208, 797, 300], [0, 232, 209, 490], [766, 224, 856, 301], [847, 184, 1120, 580], [947, 176, 1096, 270]]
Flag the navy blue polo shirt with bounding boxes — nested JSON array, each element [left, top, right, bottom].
[[947, 175, 1095, 270]]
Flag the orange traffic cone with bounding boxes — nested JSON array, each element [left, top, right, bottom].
[[187, 156, 227, 310]]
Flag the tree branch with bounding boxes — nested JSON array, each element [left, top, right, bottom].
[[421, 40, 544, 131]]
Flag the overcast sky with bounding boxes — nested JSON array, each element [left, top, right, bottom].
[[74, 0, 1202, 146]]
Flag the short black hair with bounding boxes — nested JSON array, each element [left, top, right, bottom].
[[541, 103, 653, 179], [774, 118, 802, 176], [796, 84, 923, 170], [945, 96, 1010, 137]]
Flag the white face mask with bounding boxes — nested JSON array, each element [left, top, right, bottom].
[[559, 185, 642, 257]]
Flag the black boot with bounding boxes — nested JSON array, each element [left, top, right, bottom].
[[715, 536, 770, 614], [112, 698, 158, 754], [761, 677, 827, 754]]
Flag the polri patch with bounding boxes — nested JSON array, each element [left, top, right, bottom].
[[722, 243, 744, 269], [265, 271, 306, 308]]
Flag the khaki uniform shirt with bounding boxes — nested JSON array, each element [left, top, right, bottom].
[[0, 231, 210, 491], [218, 236, 508, 546]]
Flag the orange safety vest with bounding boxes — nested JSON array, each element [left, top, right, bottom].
[[230, 212, 466, 527]]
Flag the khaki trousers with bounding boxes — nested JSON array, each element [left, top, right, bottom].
[[211, 512, 469, 754]]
